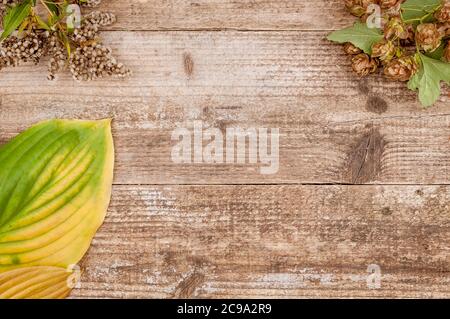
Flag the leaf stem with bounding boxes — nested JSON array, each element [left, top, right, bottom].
[[39, 0, 55, 17]]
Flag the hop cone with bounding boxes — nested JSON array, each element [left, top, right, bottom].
[[416, 23, 444, 52], [343, 42, 362, 55], [351, 53, 378, 76], [435, 0, 450, 23], [384, 56, 418, 81], [371, 40, 396, 63], [345, 0, 378, 17], [444, 41, 450, 62]]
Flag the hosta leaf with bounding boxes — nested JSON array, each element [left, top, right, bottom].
[[327, 22, 383, 54], [0, 266, 72, 299], [0, 119, 114, 272]]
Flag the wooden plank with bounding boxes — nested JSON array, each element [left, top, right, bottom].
[[0, 31, 449, 184], [70, 185, 450, 298], [95, 0, 355, 31]]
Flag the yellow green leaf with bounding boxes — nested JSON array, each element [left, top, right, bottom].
[[0, 119, 114, 272], [0, 266, 73, 299]]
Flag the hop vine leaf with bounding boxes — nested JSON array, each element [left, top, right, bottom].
[[401, 0, 442, 23], [327, 22, 384, 54], [407, 53, 450, 107]]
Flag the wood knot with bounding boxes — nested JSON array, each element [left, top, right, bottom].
[[366, 96, 388, 114], [173, 272, 205, 298], [183, 52, 194, 78], [344, 127, 385, 184], [357, 79, 370, 95], [381, 207, 392, 216]]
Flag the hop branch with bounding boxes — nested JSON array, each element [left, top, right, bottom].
[[329, 0, 450, 107], [0, 0, 131, 81]]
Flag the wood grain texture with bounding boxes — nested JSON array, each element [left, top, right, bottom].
[[95, 0, 354, 31], [0, 32, 448, 185], [70, 185, 450, 298], [0, 0, 449, 299]]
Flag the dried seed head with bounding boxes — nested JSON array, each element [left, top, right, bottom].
[[71, 21, 99, 43], [416, 23, 444, 52], [343, 42, 362, 55], [435, 0, 450, 23], [69, 43, 131, 81], [47, 34, 68, 80], [0, 30, 49, 70], [71, 12, 116, 44], [371, 40, 396, 63], [351, 53, 378, 76], [76, 0, 102, 7], [384, 56, 418, 81], [85, 11, 116, 27]]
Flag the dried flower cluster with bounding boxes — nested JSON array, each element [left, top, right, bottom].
[[329, 0, 450, 107], [0, 0, 131, 81]]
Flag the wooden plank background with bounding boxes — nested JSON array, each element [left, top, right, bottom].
[[0, 0, 449, 298]]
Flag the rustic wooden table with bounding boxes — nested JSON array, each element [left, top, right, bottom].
[[0, 0, 449, 298]]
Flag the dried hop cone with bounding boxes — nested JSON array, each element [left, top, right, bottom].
[[371, 40, 396, 62], [416, 23, 444, 52], [439, 22, 450, 36], [351, 53, 378, 76], [69, 43, 131, 81], [379, 0, 403, 9], [444, 41, 450, 62], [384, 16, 411, 40], [343, 42, 362, 55], [384, 56, 418, 81], [345, 0, 378, 17], [435, 0, 450, 23]]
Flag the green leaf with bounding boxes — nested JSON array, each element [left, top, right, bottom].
[[408, 53, 450, 107], [46, 3, 59, 16], [0, 119, 114, 272], [401, 0, 441, 23], [34, 14, 51, 31], [424, 42, 446, 60], [1, 0, 32, 41], [327, 22, 383, 54]]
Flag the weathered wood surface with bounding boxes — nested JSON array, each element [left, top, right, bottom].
[[71, 185, 450, 298], [96, 0, 355, 31], [0, 1, 449, 299], [0, 32, 448, 185]]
